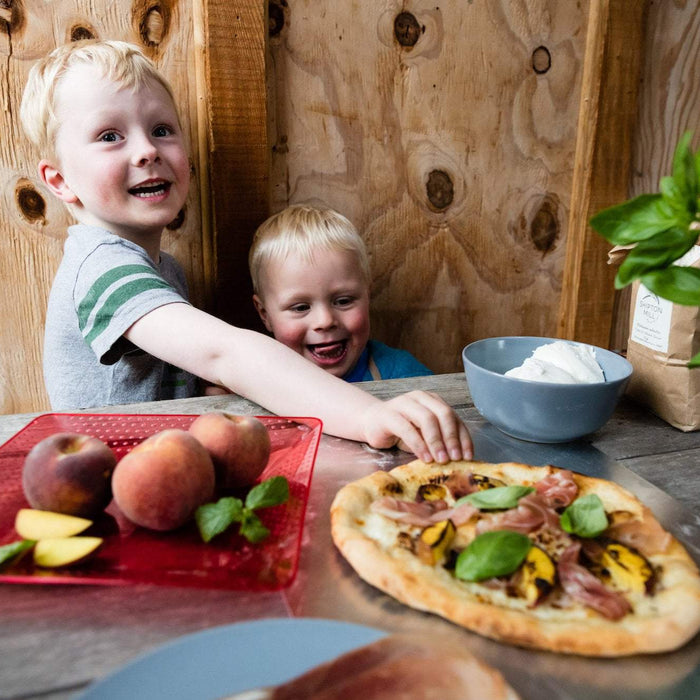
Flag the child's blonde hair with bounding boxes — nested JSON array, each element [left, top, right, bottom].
[[20, 39, 177, 158], [249, 204, 371, 295]]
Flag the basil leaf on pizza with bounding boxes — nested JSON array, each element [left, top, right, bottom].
[[455, 530, 531, 581], [456, 485, 534, 510], [560, 493, 608, 538], [330, 459, 700, 656]]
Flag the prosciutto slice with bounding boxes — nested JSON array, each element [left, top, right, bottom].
[[557, 542, 632, 620], [534, 469, 578, 508], [605, 513, 672, 556], [260, 635, 520, 700], [475, 492, 561, 535], [370, 497, 477, 527]]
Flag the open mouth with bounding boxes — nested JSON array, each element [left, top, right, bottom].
[[307, 340, 348, 366], [129, 181, 171, 198]]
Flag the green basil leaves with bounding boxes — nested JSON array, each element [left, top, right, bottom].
[[590, 131, 700, 365], [456, 485, 534, 510], [455, 530, 532, 582], [559, 493, 608, 538], [195, 475, 289, 544]]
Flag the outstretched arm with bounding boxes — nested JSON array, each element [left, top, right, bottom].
[[125, 303, 472, 463]]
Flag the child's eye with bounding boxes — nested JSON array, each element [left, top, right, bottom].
[[334, 296, 355, 308], [153, 124, 174, 137], [289, 303, 310, 313], [98, 131, 121, 143]]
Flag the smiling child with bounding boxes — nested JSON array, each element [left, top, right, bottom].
[[249, 204, 432, 382]]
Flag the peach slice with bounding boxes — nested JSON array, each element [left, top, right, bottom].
[[33, 536, 103, 568], [15, 508, 93, 540]]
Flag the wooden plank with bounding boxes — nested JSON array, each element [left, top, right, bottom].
[[557, 0, 647, 347], [198, 0, 269, 330]]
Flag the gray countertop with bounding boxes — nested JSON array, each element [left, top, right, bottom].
[[1, 373, 699, 699]]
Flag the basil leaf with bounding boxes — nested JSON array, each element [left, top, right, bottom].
[[0, 539, 34, 568], [245, 476, 289, 511], [616, 227, 698, 288], [641, 266, 700, 306], [589, 193, 679, 245], [455, 531, 531, 582], [240, 511, 270, 543], [560, 493, 608, 538], [690, 350, 700, 368], [195, 497, 244, 543], [457, 485, 534, 510], [670, 130, 698, 214]]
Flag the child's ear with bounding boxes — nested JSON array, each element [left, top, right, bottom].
[[253, 294, 273, 333], [38, 160, 79, 204]]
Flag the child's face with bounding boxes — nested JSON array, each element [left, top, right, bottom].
[[41, 63, 190, 242], [254, 248, 371, 378]]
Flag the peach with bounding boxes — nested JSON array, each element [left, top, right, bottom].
[[112, 429, 215, 531], [22, 433, 117, 517], [188, 412, 271, 489]]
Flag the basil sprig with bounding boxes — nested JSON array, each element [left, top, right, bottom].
[[590, 131, 700, 365], [456, 485, 534, 510], [559, 493, 608, 538], [0, 539, 34, 568], [455, 530, 531, 582], [195, 475, 289, 544]]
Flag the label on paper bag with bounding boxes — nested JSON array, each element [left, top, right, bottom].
[[630, 246, 700, 352], [630, 288, 672, 352]]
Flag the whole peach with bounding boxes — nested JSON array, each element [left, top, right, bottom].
[[22, 433, 117, 517], [189, 413, 271, 489], [112, 429, 215, 531]]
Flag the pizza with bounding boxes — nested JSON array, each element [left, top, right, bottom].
[[227, 634, 519, 699], [330, 459, 700, 657]]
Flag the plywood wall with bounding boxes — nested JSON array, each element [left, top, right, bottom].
[[267, 0, 588, 374], [2, 0, 700, 414]]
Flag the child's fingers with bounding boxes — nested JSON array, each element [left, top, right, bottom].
[[384, 391, 473, 463], [408, 391, 473, 461]]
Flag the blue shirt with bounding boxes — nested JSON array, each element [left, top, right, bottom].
[[343, 339, 432, 382]]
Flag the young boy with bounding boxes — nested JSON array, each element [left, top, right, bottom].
[[249, 205, 432, 382], [20, 40, 472, 464]]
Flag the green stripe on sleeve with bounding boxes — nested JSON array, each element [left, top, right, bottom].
[[77, 264, 159, 331], [83, 277, 175, 345]]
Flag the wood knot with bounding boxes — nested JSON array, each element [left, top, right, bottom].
[[272, 134, 289, 154], [269, 0, 286, 37], [0, 0, 12, 25], [426, 170, 454, 210], [165, 207, 185, 231], [529, 196, 559, 252], [15, 180, 46, 224], [133, 1, 171, 48], [532, 46, 551, 74], [1, 0, 23, 31], [70, 25, 97, 42], [394, 12, 423, 47]]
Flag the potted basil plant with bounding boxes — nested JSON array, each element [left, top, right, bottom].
[[590, 131, 700, 366]]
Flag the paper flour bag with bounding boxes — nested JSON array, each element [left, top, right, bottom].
[[625, 246, 700, 431]]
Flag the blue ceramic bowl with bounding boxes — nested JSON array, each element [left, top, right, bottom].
[[462, 336, 633, 443]]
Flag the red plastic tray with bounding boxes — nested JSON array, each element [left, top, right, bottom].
[[0, 413, 321, 591]]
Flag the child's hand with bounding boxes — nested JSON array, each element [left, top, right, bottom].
[[362, 391, 473, 464]]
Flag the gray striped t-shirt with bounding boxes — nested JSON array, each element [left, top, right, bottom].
[[43, 224, 198, 409]]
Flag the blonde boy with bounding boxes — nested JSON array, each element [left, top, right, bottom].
[[20, 40, 471, 464], [250, 205, 432, 381]]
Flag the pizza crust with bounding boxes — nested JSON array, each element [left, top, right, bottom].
[[331, 459, 700, 657]]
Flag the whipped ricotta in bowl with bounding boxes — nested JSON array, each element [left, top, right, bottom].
[[505, 341, 605, 384]]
